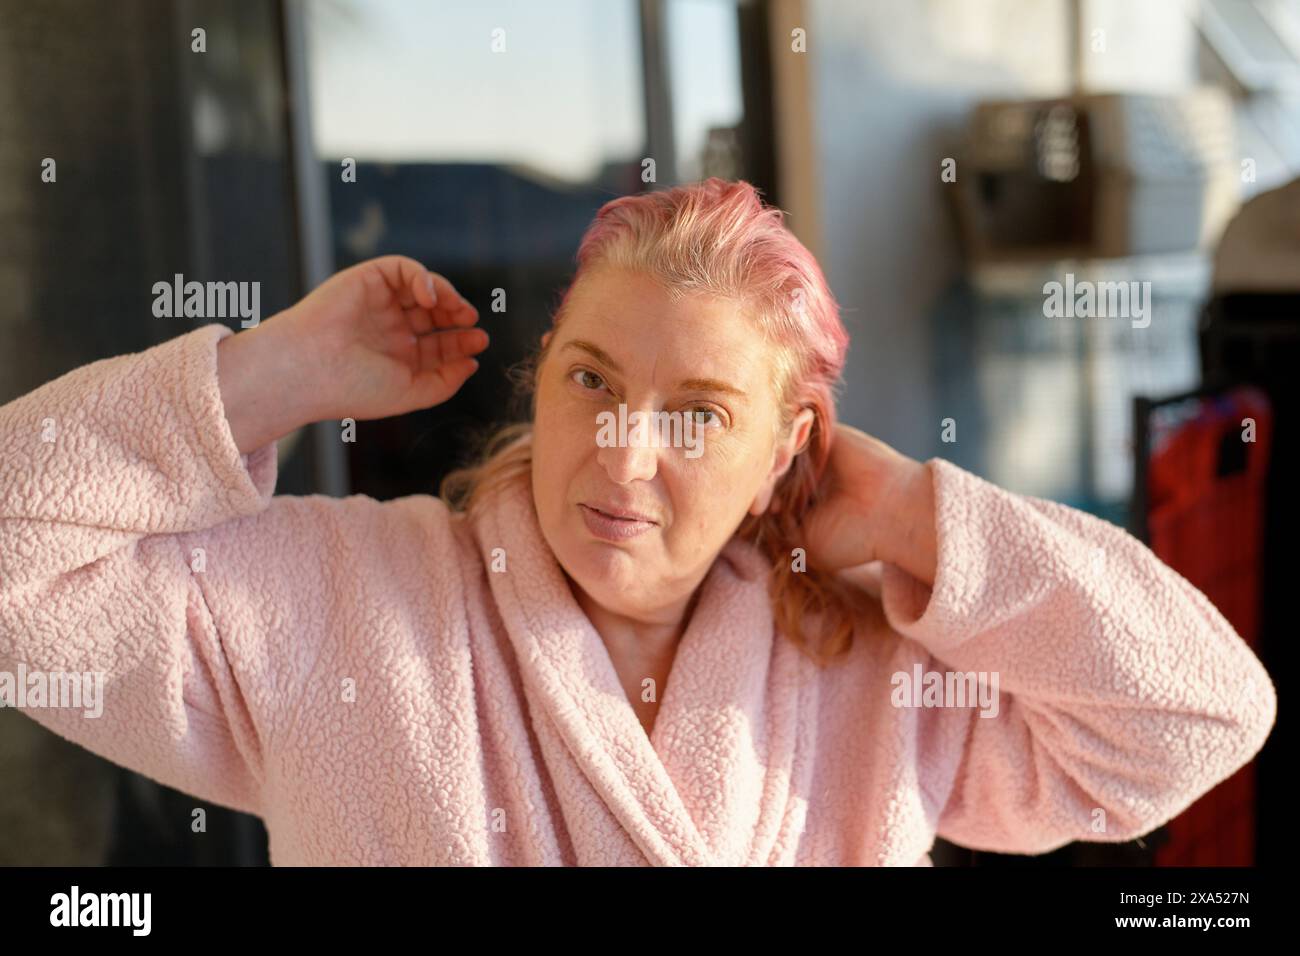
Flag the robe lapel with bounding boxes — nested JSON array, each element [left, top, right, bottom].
[[478, 475, 707, 865], [647, 536, 812, 865], [475, 473, 816, 866]]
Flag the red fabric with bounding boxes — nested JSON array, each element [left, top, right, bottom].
[[1146, 387, 1272, 866]]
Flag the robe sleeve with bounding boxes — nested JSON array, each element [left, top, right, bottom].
[[881, 457, 1277, 854], [1, 324, 332, 816]]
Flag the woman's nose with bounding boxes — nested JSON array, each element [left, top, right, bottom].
[[595, 420, 661, 483]]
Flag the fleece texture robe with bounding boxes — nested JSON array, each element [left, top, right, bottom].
[[0, 323, 1277, 866]]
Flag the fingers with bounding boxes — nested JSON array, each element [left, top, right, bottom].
[[403, 304, 436, 336], [364, 252, 465, 312], [364, 256, 477, 327], [358, 255, 424, 309], [427, 272, 479, 329], [415, 326, 489, 370]]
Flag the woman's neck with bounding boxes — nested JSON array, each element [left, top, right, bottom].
[[568, 577, 703, 737], [567, 574, 704, 668]]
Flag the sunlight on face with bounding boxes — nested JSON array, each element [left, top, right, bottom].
[[531, 265, 787, 619]]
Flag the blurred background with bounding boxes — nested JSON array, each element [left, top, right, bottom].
[[1, 0, 1293, 867]]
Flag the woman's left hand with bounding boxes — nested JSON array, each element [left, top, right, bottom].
[[799, 423, 936, 583]]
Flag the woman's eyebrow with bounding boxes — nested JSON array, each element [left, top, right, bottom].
[[560, 339, 745, 397], [562, 339, 623, 372], [676, 377, 746, 398]]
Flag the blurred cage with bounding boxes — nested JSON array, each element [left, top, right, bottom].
[[952, 90, 1240, 263]]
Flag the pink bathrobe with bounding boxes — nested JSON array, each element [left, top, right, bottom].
[[0, 323, 1277, 865]]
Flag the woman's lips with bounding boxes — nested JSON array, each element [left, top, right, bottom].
[[579, 503, 656, 541]]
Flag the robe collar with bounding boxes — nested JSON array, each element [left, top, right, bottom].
[[473, 472, 812, 865]]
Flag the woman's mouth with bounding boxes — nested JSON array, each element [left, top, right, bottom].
[[578, 503, 657, 541]]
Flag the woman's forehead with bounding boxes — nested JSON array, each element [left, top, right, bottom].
[[563, 275, 760, 353], [558, 316, 771, 384], [552, 268, 786, 402]]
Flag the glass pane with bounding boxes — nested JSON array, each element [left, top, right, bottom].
[[306, 0, 644, 182], [667, 0, 745, 182]]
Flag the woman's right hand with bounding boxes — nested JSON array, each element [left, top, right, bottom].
[[285, 254, 488, 421], [218, 256, 489, 454]]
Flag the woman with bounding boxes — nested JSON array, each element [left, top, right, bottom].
[[0, 179, 1276, 866]]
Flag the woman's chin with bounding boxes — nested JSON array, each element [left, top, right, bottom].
[[573, 538, 641, 576], [560, 535, 652, 594], [540, 511, 666, 601]]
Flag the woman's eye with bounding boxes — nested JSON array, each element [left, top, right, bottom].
[[688, 407, 723, 428], [571, 369, 607, 392]]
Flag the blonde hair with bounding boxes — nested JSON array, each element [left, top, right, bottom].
[[441, 179, 882, 666]]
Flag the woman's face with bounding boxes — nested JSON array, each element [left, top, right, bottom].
[[531, 265, 813, 620]]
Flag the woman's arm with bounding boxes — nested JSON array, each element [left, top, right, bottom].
[[870, 456, 1277, 853], [0, 257, 488, 815], [216, 316, 320, 456], [0, 323, 299, 814]]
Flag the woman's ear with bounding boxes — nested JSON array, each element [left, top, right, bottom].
[[790, 407, 815, 455], [750, 407, 817, 517]]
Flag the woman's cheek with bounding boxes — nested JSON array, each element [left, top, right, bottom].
[[564, 412, 598, 458]]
